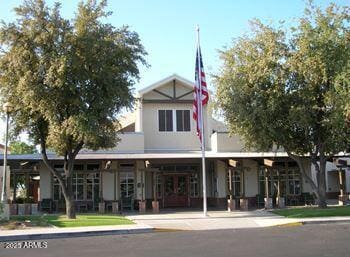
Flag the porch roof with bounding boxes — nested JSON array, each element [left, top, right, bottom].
[[3, 151, 291, 161]]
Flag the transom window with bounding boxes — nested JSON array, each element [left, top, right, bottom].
[[158, 109, 191, 132]]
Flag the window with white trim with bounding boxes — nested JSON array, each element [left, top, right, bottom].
[[158, 109, 191, 132], [158, 110, 173, 131], [176, 110, 191, 131]]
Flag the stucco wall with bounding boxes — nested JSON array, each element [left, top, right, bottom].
[[39, 164, 51, 199], [102, 171, 115, 201], [242, 160, 259, 197], [216, 160, 227, 198], [142, 103, 208, 151]]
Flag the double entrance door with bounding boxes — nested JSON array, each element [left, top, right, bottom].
[[163, 174, 189, 208]]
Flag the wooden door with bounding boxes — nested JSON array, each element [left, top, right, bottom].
[[164, 174, 189, 207]]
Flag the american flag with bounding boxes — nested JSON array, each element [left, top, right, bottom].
[[193, 46, 209, 143]]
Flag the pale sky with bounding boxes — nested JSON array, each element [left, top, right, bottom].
[[0, 0, 348, 143]]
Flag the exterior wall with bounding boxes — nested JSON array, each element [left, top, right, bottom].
[[116, 133, 144, 153], [0, 166, 11, 201], [102, 171, 115, 201], [346, 169, 350, 193], [242, 160, 258, 197], [211, 132, 246, 152], [142, 103, 207, 151], [135, 160, 145, 201], [216, 160, 227, 198], [39, 164, 51, 199]]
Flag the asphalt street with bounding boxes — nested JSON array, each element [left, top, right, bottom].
[[1, 223, 350, 257]]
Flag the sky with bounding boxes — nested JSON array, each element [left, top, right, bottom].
[[0, 0, 348, 142]]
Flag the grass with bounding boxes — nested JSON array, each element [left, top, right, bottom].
[[272, 206, 350, 218], [1, 214, 134, 229]]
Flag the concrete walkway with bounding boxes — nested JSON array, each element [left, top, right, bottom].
[[127, 209, 350, 230], [0, 223, 153, 241], [1, 209, 350, 241]]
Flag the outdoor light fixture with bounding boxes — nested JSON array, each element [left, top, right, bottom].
[[1, 102, 13, 220]]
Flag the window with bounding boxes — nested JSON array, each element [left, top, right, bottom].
[[176, 110, 190, 131], [120, 172, 134, 198], [190, 173, 199, 197], [288, 169, 301, 195], [52, 163, 100, 201], [227, 169, 241, 197], [158, 109, 191, 132], [158, 110, 173, 131]]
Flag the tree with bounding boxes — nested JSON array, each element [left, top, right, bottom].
[[9, 141, 37, 154], [214, 2, 349, 208], [0, 0, 147, 218]]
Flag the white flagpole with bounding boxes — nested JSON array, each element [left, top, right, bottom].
[[196, 25, 207, 217]]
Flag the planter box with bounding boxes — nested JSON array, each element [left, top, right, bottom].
[[264, 198, 273, 209], [227, 199, 237, 212], [9, 203, 18, 215], [31, 203, 38, 215], [138, 200, 146, 213], [112, 201, 119, 214], [98, 202, 105, 214], [152, 201, 159, 213], [276, 197, 285, 208], [18, 204, 31, 215], [240, 198, 249, 211]]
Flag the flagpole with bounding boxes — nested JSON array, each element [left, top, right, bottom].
[[196, 25, 207, 217]]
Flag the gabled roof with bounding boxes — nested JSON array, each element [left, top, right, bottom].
[[137, 74, 194, 97]]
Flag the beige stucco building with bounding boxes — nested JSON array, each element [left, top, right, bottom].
[[3, 74, 349, 213]]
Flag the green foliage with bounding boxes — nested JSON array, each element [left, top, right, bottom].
[[9, 141, 37, 154], [272, 206, 350, 218], [215, 3, 350, 156], [0, 0, 147, 218], [0, 0, 147, 155]]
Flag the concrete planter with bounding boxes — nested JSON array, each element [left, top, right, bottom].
[[276, 197, 285, 208], [240, 198, 249, 211], [112, 201, 119, 214], [98, 202, 105, 214], [264, 198, 273, 209], [338, 195, 348, 206], [18, 204, 31, 215], [227, 199, 237, 212], [9, 203, 18, 215], [31, 203, 38, 215], [152, 201, 159, 213], [139, 200, 146, 213]]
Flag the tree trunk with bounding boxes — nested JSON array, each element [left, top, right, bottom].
[[316, 154, 327, 208], [64, 172, 76, 219], [65, 195, 76, 219]]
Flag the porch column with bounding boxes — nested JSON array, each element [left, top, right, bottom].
[[338, 169, 347, 205], [239, 169, 249, 211], [138, 169, 146, 213], [152, 172, 159, 213], [13, 173, 16, 203], [264, 168, 272, 209], [227, 168, 236, 211], [276, 170, 285, 208]]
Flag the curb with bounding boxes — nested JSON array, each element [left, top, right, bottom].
[[0, 228, 154, 242], [301, 219, 350, 225]]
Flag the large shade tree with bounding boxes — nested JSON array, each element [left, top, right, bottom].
[[0, 0, 146, 218], [215, 3, 349, 208]]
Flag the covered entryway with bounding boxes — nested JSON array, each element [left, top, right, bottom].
[[163, 174, 189, 207]]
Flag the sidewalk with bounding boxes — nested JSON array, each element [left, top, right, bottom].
[[0, 223, 153, 242], [1, 210, 350, 241], [127, 209, 350, 230]]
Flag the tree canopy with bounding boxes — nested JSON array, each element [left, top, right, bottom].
[[9, 141, 37, 154], [0, 0, 147, 218], [215, 2, 349, 207]]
